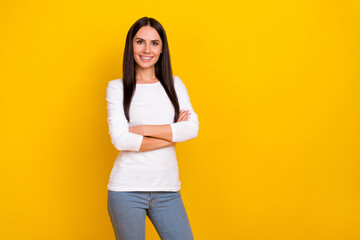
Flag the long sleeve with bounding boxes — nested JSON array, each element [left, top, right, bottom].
[[106, 80, 144, 151], [170, 76, 199, 142]]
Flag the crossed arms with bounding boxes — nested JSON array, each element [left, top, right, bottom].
[[129, 110, 191, 152], [106, 76, 199, 152]]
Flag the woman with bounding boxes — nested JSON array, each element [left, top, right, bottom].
[[106, 17, 199, 240]]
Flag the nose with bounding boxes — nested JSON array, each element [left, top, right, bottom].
[[143, 43, 150, 53]]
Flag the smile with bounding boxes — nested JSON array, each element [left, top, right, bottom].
[[140, 55, 153, 62]]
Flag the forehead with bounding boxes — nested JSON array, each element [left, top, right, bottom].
[[134, 26, 161, 41]]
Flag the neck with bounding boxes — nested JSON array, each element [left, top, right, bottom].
[[135, 65, 157, 82]]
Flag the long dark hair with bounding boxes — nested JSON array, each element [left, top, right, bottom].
[[122, 17, 180, 123]]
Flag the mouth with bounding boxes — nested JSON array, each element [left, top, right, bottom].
[[139, 55, 153, 62]]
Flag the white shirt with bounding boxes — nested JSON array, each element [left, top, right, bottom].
[[106, 76, 199, 191]]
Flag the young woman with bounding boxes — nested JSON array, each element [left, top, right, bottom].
[[106, 17, 199, 240]]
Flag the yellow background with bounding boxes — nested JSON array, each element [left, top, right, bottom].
[[1, 0, 359, 239]]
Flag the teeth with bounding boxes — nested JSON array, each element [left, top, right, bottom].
[[141, 56, 152, 60]]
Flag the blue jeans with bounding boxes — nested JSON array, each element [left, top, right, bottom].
[[107, 190, 194, 240]]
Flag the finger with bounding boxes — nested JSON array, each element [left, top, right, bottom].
[[178, 111, 191, 122], [178, 114, 186, 122], [177, 111, 187, 121], [181, 111, 190, 117], [180, 111, 190, 119]]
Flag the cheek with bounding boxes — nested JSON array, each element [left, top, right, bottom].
[[133, 45, 141, 54], [153, 48, 162, 55]]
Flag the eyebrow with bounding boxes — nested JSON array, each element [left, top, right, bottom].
[[135, 37, 160, 42]]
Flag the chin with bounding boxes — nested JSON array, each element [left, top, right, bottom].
[[136, 60, 158, 69], [137, 63, 154, 69]]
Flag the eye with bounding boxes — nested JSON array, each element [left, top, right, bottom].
[[152, 42, 159, 46], [136, 40, 143, 44]]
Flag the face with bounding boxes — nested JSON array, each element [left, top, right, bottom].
[[133, 25, 163, 70]]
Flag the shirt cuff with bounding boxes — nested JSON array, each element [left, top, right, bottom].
[[132, 133, 144, 151], [170, 123, 177, 142]]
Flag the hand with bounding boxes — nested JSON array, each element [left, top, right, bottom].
[[177, 110, 191, 122], [129, 125, 145, 135]]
